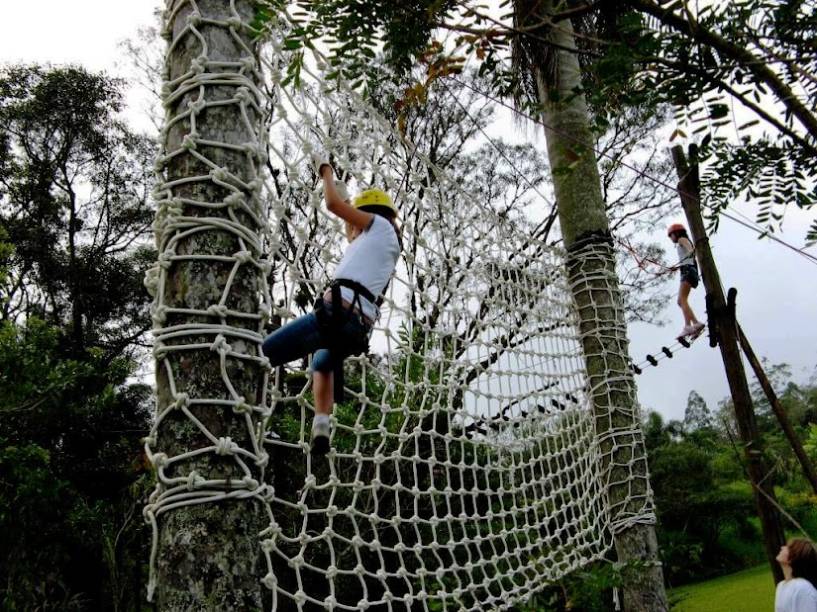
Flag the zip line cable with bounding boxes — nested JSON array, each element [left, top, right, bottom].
[[446, 75, 817, 269], [428, 6, 816, 269], [433, 79, 792, 382], [443, 77, 682, 277], [441, 80, 555, 207], [718, 209, 817, 266]]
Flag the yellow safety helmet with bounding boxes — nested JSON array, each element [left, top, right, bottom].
[[352, 188, 398, 216]]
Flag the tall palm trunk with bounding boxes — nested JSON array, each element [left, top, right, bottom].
[[513, 1, 669, 609], [146, 0, 269, 608]]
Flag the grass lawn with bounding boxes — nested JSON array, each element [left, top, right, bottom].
[[670, 565, 775, 611]]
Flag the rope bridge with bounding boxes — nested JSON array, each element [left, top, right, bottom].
[[144, 2, 656, 609]]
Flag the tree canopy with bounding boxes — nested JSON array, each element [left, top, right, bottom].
[[0, 65, 154, 610], [256, 0, 817, 243]]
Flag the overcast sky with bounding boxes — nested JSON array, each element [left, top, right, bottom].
[[2, 1, 815, 422]]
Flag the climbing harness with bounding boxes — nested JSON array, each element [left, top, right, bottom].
[[313, 278, 379, 401], [313, 213, 401, 402]]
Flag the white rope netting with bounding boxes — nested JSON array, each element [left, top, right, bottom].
[[144, 2, 656, 609]]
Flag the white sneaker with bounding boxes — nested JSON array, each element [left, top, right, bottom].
[[690, 322, 705, 335], [677, 325, 694, 339], [310, 417, 330, 456]]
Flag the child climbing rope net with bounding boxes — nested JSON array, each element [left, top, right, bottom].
[[262, 159, 401, 455]]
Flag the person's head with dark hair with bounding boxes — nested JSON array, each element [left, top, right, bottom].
[[777, 538, 817, 586], [353, 189, 397, 219], [667, 222, 688, 243], [358, 204, 396, 220]]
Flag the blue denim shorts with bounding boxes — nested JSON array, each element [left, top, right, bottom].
[[261, 301, 371, 373]]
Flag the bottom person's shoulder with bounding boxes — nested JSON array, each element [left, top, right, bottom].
[[793, 577, 817, 592], [371, 215, 399, 242], [369, 214, 390, 232], [788, 578, 817, 605]]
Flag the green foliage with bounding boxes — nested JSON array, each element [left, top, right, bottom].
[[507, 559, 653, 612], [0, 226, 12, 286], [805, 424, 817, 462], [0, 65, 153, 610], [644, 363, 817, 587], [684, 390, 713, 431], [0, 442, 83, 610], [0, 319, 152, 610], [647, 416, 763, 583], [254, 0, 457, 86], [0, 64, 155, 350], [556, 562, 626, 612]]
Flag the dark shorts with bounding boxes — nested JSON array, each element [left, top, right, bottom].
[[680, 264, 699, 288]]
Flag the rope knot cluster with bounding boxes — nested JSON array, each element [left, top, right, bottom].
[[215, 437, 236, 456], [171, 392, 190, 410], [210, 334, 231, 354]]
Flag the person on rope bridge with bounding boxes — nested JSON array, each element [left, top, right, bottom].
[[775, 538, 817, 611], [667, 222, 705, 340], [262, 159, 401, 455]]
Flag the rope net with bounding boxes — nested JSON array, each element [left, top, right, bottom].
[[144, 2, 656, 609]]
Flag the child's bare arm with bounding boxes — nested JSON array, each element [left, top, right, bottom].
[[319, 165, 373, 230], [678, 236, 694, 255]]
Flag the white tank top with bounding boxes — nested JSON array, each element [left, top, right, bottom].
[[676, 240, 695, 267], [333, 215, 400, 321]]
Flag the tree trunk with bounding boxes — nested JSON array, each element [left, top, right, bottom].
[[145, 0, 270, 608], [737, 324, 817, 496], [514, 2, 669, 609], [66, 180, 84, 352]]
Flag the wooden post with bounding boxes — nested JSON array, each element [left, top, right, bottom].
[[737, 323, 817, 495], [671, 144, 785, 584]]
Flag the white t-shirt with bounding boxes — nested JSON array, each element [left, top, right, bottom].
[[333, 215, 400, 321], [776, 578, 817, 612]]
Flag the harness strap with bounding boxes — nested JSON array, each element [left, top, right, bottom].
[[325, 278, 378, 403], [332, 278, 377, 308], [329, 283, 345, 403]]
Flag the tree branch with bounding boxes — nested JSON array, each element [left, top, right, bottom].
[[628, 0, 817, 142]]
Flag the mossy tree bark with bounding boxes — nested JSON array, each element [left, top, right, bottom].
[[514, 2, 669, 609], [151, 0, 267, 608]]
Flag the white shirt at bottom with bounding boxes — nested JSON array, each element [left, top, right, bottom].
[[332, 215, 400, 321], [776, 578, 817, 612]]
